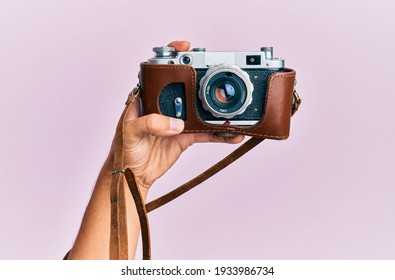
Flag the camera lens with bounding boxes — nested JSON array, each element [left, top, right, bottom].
[[214, 82, 236, 104], [208, 75, 244, 112], [199, 65, 254, 119]]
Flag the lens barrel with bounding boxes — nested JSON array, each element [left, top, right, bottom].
[[199, 65, 254, 119]]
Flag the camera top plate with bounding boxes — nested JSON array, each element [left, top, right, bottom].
[[148, 46, 284, 69]]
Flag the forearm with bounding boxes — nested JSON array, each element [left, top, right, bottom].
[[67, 153, 147, 259]]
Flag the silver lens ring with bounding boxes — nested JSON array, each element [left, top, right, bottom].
[[199, 64, 254, 119]]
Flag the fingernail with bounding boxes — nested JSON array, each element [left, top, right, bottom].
[[170, 118, 184, 132]]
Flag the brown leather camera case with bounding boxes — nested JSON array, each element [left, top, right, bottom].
[[139, 63, 296, 139]]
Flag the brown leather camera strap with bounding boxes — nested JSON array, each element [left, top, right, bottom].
[[109, 88, 138, 260], [108, 86, 301, 260], [145, 137, 264, 213], [124, 168, 151, 260]]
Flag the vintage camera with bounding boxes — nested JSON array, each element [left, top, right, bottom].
[[139, 46, 296, 139], [146, 46, 284, 125]]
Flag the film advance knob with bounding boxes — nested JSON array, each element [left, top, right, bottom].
[[153, 46, 176, 58]]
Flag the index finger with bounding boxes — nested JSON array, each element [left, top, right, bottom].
[[168, 40, 190, 52]]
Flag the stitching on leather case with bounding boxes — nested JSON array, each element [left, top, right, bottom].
[[186, 72, 294, 137], [141, 64, 294, 138], [142, 64, 217, 129], [141, 63, 198, 122], [183, 130, 287, 139], [240, 71, 295, 135], [142, 65, 193, 69]]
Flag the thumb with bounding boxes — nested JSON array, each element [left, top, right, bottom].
[[128, 113, 185, 137]]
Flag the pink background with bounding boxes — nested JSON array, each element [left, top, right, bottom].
[[1, 0, 395, 259]]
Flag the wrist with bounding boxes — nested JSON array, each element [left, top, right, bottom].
[[135, 178, 152, 195], [106, 145, 151, 200]]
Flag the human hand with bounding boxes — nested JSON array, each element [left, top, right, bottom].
[[117, 40, 245, 192]]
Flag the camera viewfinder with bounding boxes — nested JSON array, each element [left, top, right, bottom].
[[246, 55, 261, 65]]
